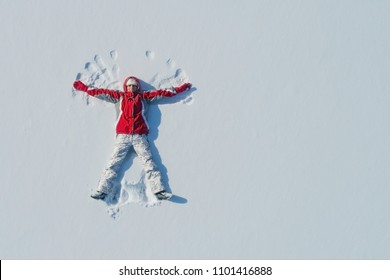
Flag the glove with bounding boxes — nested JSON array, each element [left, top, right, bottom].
[[73, 81, 89, 92], [174, 83, 192, 93]]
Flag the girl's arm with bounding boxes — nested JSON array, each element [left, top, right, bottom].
[[73, 81, 123, 103], [141, 83, 192, 102]]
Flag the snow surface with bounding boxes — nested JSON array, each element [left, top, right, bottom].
[[1, 0, 390, 259]]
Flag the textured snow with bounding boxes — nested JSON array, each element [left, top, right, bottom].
[[1, 0, 390, 259]]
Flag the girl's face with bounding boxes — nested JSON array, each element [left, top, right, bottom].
[[126, 84, 138, 92]]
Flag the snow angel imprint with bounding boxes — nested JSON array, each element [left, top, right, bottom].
[[73, 76, 192, 201]]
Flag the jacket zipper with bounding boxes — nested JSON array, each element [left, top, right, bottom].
[[131, 95, 135, 134]]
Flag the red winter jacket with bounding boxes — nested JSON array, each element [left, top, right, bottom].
[[73, 76, 191, 135]]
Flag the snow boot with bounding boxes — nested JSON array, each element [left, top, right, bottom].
[[91, 190, 107, 200], [155, 190, 172, 200]]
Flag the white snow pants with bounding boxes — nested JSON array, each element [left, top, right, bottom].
[[96, 134, 165, 194]]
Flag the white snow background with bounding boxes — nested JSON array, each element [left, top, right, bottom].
[[1, 0, 389, 259]]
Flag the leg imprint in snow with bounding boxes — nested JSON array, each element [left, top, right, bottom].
[[107, 177, 161, 218]]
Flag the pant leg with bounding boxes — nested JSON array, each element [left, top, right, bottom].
[[96, 134, 133, 194], [132, 134, 165, 194]]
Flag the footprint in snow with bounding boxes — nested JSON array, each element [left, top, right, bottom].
[[145, 50, 155, 60]]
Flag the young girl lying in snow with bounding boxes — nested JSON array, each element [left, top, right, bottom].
[[73, 76, 191, 200]]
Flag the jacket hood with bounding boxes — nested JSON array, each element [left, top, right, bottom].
[[123, 76, 141, 92]]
